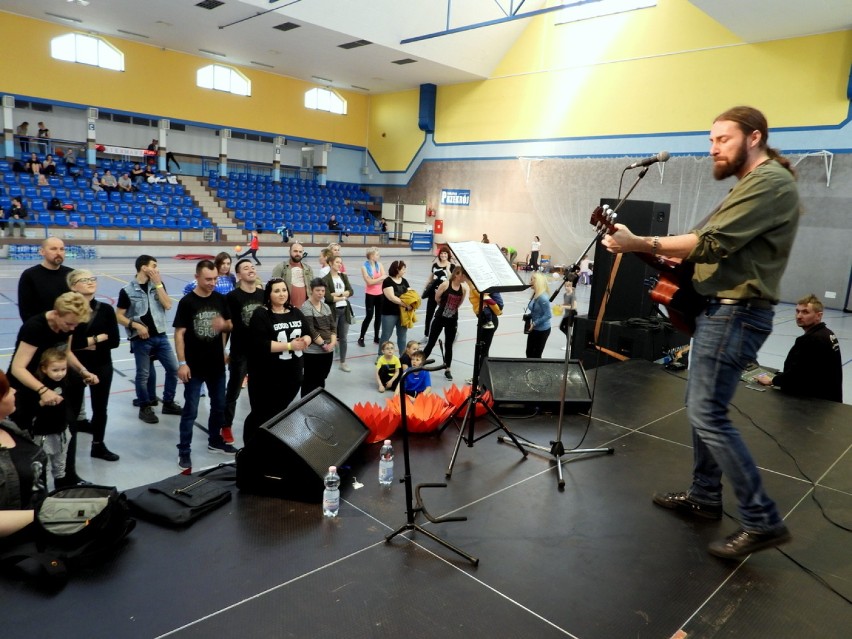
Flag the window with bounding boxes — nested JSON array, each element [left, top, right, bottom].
[[197, 64, 251, 96], [305, 88, 347, 115], [557, 0, 656, 24], [50, 33, 124, 71]]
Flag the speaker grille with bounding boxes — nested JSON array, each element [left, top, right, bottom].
[[481, 358, 592, 413]]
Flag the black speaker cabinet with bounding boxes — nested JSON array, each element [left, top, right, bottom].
[[571, 316, 690, 370], [588, 199, 671, 321], [480, 357, 592, 414], [236, 388, 369, 503]]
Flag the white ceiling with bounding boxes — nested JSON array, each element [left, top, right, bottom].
[[2, 0, 851, 94]]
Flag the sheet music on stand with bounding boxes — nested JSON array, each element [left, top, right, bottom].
[[449, 241, 529, 293]]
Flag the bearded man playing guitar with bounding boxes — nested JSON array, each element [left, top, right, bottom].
[[601, 106, 800, 559]]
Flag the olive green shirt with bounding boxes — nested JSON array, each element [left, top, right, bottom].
[[688, 159, 800, 302]]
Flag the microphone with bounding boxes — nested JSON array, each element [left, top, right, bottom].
[[626, 151, 670, 169]]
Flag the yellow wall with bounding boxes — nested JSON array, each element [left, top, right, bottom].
[[436, 0, 852, 142], [366, 90, 425, 171], [0, 13, 368, 147]]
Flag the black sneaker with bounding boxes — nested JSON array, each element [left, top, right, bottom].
[[445, 370, 453, 381], [708, 526, 791, 559], [139, 405, 159, 424], [373, 336, 380, 344], [91, 443, 120, 462], [208, 442, 237, 455], [357, 337, 365, 347], [133, 396, 161, 407], [652, 491, 722, 520], [178, 453, 192, 473], [162, 400, 183, 415]]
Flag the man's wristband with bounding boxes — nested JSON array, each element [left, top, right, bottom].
[[178, 361, 187, 366], [37, 386, 48, 395]]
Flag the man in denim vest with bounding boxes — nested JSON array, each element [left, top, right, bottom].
[[116, 255, 182, 424]]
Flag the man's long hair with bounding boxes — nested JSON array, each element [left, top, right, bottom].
[[714, 106, 795, 177]]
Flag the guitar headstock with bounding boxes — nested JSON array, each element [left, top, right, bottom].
[[589, 205, 617, 236]]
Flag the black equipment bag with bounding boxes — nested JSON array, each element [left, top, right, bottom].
[[125, 464, 235, 527], [1, 484, 135, 588]]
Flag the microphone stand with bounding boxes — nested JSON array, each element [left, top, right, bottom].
[[385, 360, 479, 566], [494, 167, 654, 489]]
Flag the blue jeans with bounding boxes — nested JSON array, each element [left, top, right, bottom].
[[685, 303, 782, 532], [178, 371, 226, 455], [379, 313, 407, 356], [132, 334, 178, 405]]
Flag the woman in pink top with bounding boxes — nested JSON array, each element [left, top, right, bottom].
[[358, 247, 385, 347]]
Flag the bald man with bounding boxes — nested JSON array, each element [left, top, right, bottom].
[[17, 237, 73, 322]]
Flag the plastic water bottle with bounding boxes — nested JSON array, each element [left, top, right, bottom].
[[322, 466, 340, 518], [379, 440, 394, 486]]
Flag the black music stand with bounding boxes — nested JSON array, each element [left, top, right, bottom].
[[385, 361, 479, 566], [441, 241, 530, 478]]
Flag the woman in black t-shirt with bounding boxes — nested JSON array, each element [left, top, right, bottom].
[[422, 248, 454, 337], [378, 260, 414, 357], [244, 279, 311, 443], [423, 267, 468, 381]]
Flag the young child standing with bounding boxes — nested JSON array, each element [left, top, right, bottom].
[[375, 341, 401, 393], [31, 348, 72, 489], [400, 351, 432, 398], [237, 229, 262, 266]]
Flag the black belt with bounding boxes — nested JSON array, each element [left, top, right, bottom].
[[710, 297, 775, 310]]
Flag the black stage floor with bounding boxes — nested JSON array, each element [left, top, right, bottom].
[[3, 360, 851, 639]]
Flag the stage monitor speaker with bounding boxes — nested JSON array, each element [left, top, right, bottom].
[[236, 388, 369, 503], [588, 198, 670, 321], [480, 357, 592, 414]]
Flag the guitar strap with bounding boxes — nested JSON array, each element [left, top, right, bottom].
[[592, 253, 629, 362]]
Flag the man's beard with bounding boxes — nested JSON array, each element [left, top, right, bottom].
[[290, 254, 303, 263], [713, 140, 748, 180]]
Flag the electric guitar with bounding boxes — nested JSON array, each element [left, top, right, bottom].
[[589, 205, 705, 335]]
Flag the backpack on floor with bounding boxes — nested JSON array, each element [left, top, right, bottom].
[[1, 485, 135, 588]]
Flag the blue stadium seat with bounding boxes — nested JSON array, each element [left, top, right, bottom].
[[112, 214, 126, 227], [126, 215, 141, 227], [109, 191, 122, 202], [53, 213, 68, 226], [98, 214, 112, 227]]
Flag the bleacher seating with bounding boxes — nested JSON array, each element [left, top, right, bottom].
[[1, 157, 378, 238]]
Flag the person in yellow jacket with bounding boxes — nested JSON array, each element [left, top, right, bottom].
[[378, 260, 416, 356]]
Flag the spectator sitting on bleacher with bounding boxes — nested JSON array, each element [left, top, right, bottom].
[[275, 224, 292, 243], [7, 197, 27, 238], [131, 163, 145, 184], [63, 148, 79, 177], [31, 164, 49, 187], [41, 154, 57, 176], [24, 152, 40, 174], [101, 169, 118, 193], [118, 173, 135, 193], [328, 214, 349, 241], [91, 172, 103, 192]]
